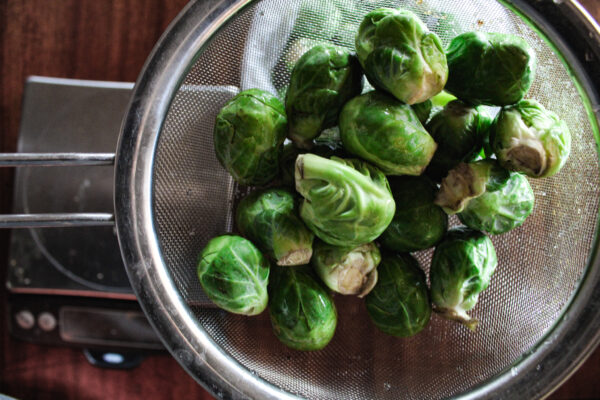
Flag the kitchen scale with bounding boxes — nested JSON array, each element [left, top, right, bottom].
[[5, 76, 163, 367]]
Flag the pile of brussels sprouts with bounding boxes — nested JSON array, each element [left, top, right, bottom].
[[198, 7, 571, 351]]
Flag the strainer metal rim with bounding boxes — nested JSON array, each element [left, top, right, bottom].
[[115, 2, 294, 398], [114, 0, 600, 399]]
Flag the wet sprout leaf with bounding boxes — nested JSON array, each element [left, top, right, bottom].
[[380, 176, 448, 252], [355, 7, 448, 104], [236, 188, 314, 266], [424, 100, 488, 181], [312, 240, 381, 297], [434, 159, 510, 214], [492, 99, 571, 178], [412, 99, 433, 125], [269, 266, 337, 351], [459, 172, 535, 235], [340, 91, 437, 176], [430, 227, 497, 330], [286, 44, 363, 149], [214, 89, 287, 186], [445, 32, 536, 106], [197, 235, 269, 316], [295, 154, 395, 247], [365, 253, 431, 337]]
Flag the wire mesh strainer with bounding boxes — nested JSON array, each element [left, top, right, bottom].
[[110, 0, 600, 399]]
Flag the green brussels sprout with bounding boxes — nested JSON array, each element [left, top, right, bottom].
[[214, 89, 287, 186], [312, 240, 381, 297], [271, 0, 361, 95], [430, 227, 497, 330], [424, 100, 489, 180], [355, 8, 448, 104], [197, 235, 269, 315], [236, 188, 314, 266], [295, 154, 395, 247], [365, 253, 431, 337], [434, 159, 510, 214], [279, 129, 346, 187], [458, 172, 534, 235], [478, 106, 496, 159], [269, 266, 337, 351], [492, 99, 571, 178], [445, 32, 536, 106], [379, 176, 448, 252], [412, 99, 433, 125], [286, 44, 363, 149], [339, 91, 437, 176]]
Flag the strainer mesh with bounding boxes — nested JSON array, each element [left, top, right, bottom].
[[152, 0, 599, 398]]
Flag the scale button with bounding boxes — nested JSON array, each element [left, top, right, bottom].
[[15, 310, 35, 330], [38, 312, 57, 331]]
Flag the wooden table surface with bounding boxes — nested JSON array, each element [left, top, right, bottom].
[[1, 1, 599, 399]]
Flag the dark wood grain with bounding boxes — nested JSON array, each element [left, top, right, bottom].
[[1, 1, 600, 399]]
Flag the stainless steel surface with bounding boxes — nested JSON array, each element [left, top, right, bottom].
[[0, 213, 114, 228], [7, 77, 131, 294], [59, 306, 162, 349], [116, 1, 292, 398], [0, 153, 115, 167], [4, 77, 158, 356], [115, 0, 600, 399], [0, 76, 129, 228]]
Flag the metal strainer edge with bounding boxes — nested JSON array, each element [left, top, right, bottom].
[[115, 1, 297, 399], [114, 0, 600, 399]]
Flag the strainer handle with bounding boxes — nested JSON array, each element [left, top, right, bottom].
[[0, 152, 115, 228], [0, 152, 115, 166]]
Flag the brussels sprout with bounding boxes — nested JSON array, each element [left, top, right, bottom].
[[339, 91, 437, 175], [236, 188, 314, 266], [412, 99, 433, 125], [280, 129, 346, 187], [458, 172, 534, 235], [445, 32, 536, 106], [271, 0, 361, 94], [380, 176, 448, 252], [197, 235, 269, 315], [286, 44, 363, 149], [365, 253, 431, 337], [295, 154, 395, 247], [430, 227, 497, 330], [478, 106, 496, 159], [214, 89, 287, 186], [424, 100, 488, 180], [434, 159, 510, 214], [312, 240, 381, 297], [492, 99, 571, 178], [355, 8, 448, 104], [269, 266, 337, 351]]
